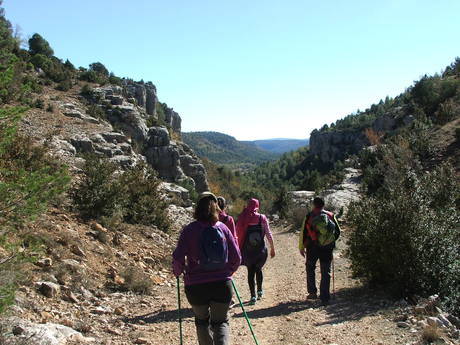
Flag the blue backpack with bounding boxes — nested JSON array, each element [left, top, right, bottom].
[[200, 224, 228, 271]]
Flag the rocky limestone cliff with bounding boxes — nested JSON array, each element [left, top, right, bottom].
[[22, 81, 208, 200], [309, 108, 415, 163]]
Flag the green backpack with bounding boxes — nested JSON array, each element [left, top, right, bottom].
[[311, 210, 339, 246]]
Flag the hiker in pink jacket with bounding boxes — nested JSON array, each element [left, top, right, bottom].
[[217, 196, 237, 242], [236, 198, 275, 305]]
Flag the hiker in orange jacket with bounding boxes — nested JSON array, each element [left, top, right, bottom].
[[299, 197, 341, 306]]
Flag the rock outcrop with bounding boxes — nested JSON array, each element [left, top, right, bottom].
[[288, 167, 361, 217], [309, 129, 368, 163], [309, 108, 415, 163], [49, 80, 209, 195]]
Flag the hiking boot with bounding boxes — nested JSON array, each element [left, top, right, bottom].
[[257, 290, 264, 300], [249, 296, 257, 305], [306, 293, 318, 300]]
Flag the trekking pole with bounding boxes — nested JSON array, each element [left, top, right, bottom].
[[176, 276, 183, 345], [332, 257, 335, 299], [231, 280, 260, 345]]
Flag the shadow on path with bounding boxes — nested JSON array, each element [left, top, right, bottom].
[[122, 307, 195, 324], [122, 298, 260, 325], [233, 285, 393, 325]]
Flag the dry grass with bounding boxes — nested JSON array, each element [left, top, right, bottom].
[[421, 324, 444, 343], [287, 205, 308, 230], [120, 265, 153, 295]]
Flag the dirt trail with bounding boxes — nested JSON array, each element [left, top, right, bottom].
[[129, 224, 417, 345]]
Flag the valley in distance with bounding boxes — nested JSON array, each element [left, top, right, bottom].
[[182, 131, 309, 168]]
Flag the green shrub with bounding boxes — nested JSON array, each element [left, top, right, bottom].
[[28, 33, 54, 57], [271, 187, 293, 219], [72, 157, 171, 232], [109, 73, 122, 86], [119, 163, 171, 232], [0, 106, 70, 314], [178, 177, 198, 203], [71, 155, 122, 220], [89, 62, 109, 77], [30, 53, 52, 70], [119, 265, 152, 294], [56, 78, 72, 91], [79, 63, 109, 85], [80, 84, 93, 97], [33, 98, 44, 109], [87, 104, 106, 119], [348, 134, 459, 314], [79, 70, 99, 83]]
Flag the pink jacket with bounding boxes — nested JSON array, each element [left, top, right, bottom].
[[219, 211, 237, 242], [236, 198, 273, 250]]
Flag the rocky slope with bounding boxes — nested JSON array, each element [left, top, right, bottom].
[[309, 111, 415, 163], [21, 80, 209, 196]]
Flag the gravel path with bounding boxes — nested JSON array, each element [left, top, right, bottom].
[[134, 223, 418, 345]]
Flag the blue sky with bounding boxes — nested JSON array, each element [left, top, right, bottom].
[[4, 0, 460, 140]]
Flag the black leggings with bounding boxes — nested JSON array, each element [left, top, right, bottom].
[[247, 265, 263, 297]]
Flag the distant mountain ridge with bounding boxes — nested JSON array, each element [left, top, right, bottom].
[[248, 138, 309, 154], [182, 131, 281, 167]]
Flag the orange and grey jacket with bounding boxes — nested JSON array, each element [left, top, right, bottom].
[[298, 208, 341, 251]]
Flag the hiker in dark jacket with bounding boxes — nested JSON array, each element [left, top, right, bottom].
[[173, 192, 241, 345], [217, 196, 237, 242], [236, 198, 275, 305], [298, 197, 341, 306]]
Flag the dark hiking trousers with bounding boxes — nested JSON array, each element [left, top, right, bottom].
[[185, 280, 233, 345], [306, 243, 333, 302], [247, 264, 263, 298]]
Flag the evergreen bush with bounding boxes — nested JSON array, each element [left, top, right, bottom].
[[28, 33, 54, 57], [71, 155, 122, 220], [348, 132, 460, 315], [72, 157, 171, 232]]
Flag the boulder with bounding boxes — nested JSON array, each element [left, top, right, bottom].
[[310, 129, 368, 163], [147, 126, 170, 147], [323, 168, 361, 216], [109, 155, 138, 168], [1, 317, 92, 345], [164, 107, 182, 133], [288, 191, 316, 208], [107, 106, 149, 143], [63, 110, 84, 119], [101, 132, 127, 143], [135, 84, 146, 107], [145, 145, 183, 181], [70, 136, 95, 154], [372, 114, 396, 132], [36, 282, 60, 298], [36, 258, 53, 268], [110, 95, 124, 106], [50, 138, 77, 156], [146, 86, 157, 115], [159, 182, 191, 207]]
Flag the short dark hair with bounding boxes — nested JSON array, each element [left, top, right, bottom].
[[313, 197, 325, 208], [217, 196, 226, 211], [194, 196, 219, 222]]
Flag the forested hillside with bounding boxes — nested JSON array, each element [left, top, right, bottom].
[[248, 138, 309, 154], [182, 131, 278, 167]]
